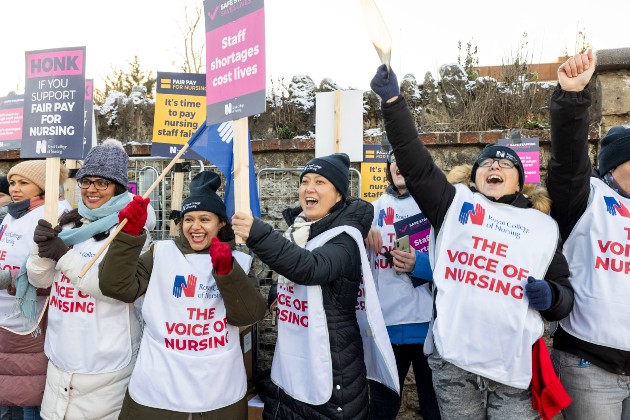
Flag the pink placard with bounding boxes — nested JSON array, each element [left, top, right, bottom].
[[0, 107, 23, 141], [206, 8, 266, 105], [519, 151, 540, 184], [27, 49, 85, 78]]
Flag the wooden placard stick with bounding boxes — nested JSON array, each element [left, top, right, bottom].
[[63, 159, 80, 208], [233, 117, 250, 244], [44, 158, 60, 225], [78, 142, 192, 278], [169, 159, 185, 237], [334, 90, 343, 153]]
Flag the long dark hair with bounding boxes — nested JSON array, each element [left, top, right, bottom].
[[217, 217, 235, 242]]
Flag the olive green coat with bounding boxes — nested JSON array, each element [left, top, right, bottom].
[[98, 231, 266, 420]]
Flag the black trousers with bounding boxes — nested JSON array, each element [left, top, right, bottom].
[[369, 343, 441, 420]]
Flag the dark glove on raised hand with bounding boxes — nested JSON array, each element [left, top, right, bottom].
[[370, 64, 400, 102], [525, 276, 552, 311], [209, 236, 233, 275], [34, 219, 68, 262], [119, 196, 150, 236]]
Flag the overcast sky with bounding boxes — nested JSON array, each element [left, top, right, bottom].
[[1, 0, 627, 96]]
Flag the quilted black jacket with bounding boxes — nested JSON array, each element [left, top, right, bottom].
[[247, 197, 373, 420]]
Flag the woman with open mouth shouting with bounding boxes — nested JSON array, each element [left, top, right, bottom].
[[232, 153, 398, 419], [371, 64, 574, 420]]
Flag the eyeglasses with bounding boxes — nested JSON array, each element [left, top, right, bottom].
[[77, 178, 112, 191], [478, 158, 516, 169]]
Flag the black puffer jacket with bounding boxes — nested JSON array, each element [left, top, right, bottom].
[[247, 197, 373, 420], [547, 84, 630, 375], [382, 95, 573, 322]]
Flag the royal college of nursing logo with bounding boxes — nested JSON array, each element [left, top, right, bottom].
[[603, 196, 630, 217], [172, 274, 197, 298], [458, 202, 485, 225], [0, 224, 7, 241], [377, 207, 395, 227]]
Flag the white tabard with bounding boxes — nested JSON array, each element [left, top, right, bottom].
[[45, 229, 133, 373], [0, 201, 71, 334], [371, 193, 432, 325], [271, 225, 399, 405], [430, 185, 556, 389], [561, 177, 630, 350], [128, 241, 252, 412]]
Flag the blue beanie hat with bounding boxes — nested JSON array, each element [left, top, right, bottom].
[[598, 126, 630, 175], [470, 144, 525, 189]]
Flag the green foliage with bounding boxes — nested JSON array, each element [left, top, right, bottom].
[[94, 55, 156, 105], [523, 115, 547, 130], [277, 124, 297, 140], [458, 40, 479, 81]]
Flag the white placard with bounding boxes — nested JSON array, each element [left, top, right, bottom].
[[315, 90, 364, 162]]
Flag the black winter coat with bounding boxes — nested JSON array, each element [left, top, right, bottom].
[[547, 84, 630, 375], [381, 96, 573, 322], [247, 197, 373, 420]]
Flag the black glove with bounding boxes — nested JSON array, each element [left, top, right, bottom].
[[268, 281, 278, 326], [34, 219, 69, 262], [525, 276, 552, 311], [370, 64, 400, 102]]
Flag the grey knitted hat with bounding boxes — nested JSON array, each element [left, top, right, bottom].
[[77, 139, 128, 188]]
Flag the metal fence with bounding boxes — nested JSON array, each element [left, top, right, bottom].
[[127, 157, 213, 241]]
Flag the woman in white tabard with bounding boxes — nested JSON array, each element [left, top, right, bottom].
[[365, 150, 441, 420], [370, 64, 575, 419], [0, 161, 71, 420], [232, 153, 399, 419], [97, 170, 267, 420], [25, 140, 148, 420]]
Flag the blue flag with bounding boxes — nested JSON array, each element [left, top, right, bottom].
[[187, 121, 261, 218]]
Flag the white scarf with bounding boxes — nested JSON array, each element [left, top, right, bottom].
[[278, 213, 313, 287]]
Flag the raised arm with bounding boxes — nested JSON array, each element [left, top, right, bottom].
[[371, 65, 456, 230], [547, 50, 596, 240]]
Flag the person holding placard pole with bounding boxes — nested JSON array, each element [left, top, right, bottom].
[[0, 160, 71, 420], [371, 64, 574, 419], [232, 153, 399, 419], [97, 170, 266, 419], [365, 150, 440, 420], [25, 140, 149, 420]]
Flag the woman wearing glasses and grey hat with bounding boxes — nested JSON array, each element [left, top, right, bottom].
[[25, 139, 151, 420], [370, 65, 574, 419]]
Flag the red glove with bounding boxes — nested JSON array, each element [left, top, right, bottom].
[[119, 196, 150, 236], [209, 236, 233, 275]]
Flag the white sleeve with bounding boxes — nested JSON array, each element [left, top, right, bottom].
[[55, 249, 119, 303], [145, 202, 157, 231], [25, 242, 57, 288]]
